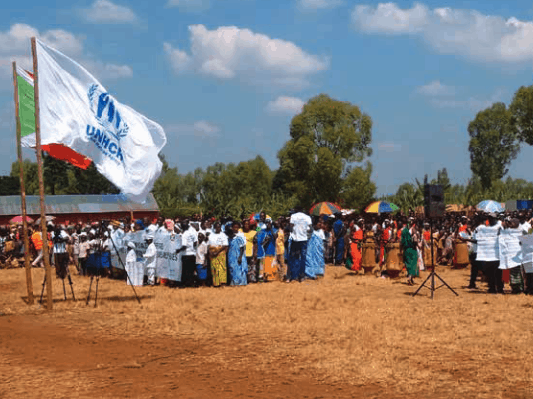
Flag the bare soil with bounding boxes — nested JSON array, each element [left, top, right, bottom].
[[1, 265, 533, 398]]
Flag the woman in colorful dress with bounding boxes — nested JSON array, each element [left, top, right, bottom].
[[274, 219, 287, 281], [401, 223, 419, 285], [305, 220, 326, 278], [349, 219, 364, 272], [227, 222, 247, 286], [242, 220, 257, 283], [208, 222, 228, 287]]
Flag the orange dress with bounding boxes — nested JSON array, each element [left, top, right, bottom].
[[380, 228, 390, 266], [350, 229, 363, 271]]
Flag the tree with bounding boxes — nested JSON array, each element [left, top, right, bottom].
[[9, 156, 119, 196], [277, 94, 373, 206], [468, 102, 519, 190], [510, 85, 533, 145], [340, 162, 376, 211]]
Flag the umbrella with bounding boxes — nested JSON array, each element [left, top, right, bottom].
[[476, 200, 505, 213], [9, 215, 34, 224], [310, 202, 342, 216], [364, 201, 399, 213], [35, 215, 56, 224], [249, 213, 271, 224]]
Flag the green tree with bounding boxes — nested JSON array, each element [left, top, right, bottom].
[[510, 85, 533, 144], [340, 162, 376, 211], [468, 102, 519, 190], [277, 94, 373, 207]]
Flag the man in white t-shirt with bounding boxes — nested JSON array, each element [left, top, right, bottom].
[[176, 220, 198, 287], [288, 207, 313, 281], [473, 213, 502, 294]]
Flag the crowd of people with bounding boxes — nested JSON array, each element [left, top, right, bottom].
[[3, 207, 533, 294]]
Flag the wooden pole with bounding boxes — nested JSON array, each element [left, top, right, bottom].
[[31, 37, 53, 310], [13, 61, 34, 305]]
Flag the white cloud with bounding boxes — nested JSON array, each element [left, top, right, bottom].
[[353, 3, 428, 34], [82, 0, 138, 24], [266, 96, 305, 114], [298, 0, 343, 10], [164, 24, 328, 89], [193, 121, 220, 137], [166, 120, 221, 138], [0, 24, 83, 57], [0, 24, 132, 90], [166, 0, 210, 11], [416, 80, 454, 96], [352, 2, 533, 64], [83, 60, 134, 80], [163, 43, 191, 72]]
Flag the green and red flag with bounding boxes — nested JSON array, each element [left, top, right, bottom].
[[15, 66, 92, 169]]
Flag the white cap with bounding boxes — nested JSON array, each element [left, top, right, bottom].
[[127, 241, 136, 249]]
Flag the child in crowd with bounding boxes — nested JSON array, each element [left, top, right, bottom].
[[196, 233, 209, 286]]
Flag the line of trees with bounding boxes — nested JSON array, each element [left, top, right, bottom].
[[6, 87, 533, 218]]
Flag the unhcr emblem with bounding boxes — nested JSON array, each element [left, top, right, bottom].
[[86, 84, 129, 163]]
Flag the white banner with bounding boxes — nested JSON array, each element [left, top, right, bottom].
[[35, 39, 167, 202], [123, 230, 182, 281], [154, 230, 182, 281], [520, 234, 533, 264]]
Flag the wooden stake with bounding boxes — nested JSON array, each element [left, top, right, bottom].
[[31, 37, 53, 310], [13, 61, 34, 305]]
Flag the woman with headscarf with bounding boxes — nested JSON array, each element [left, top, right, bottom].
[[401, 223, 419, 285], [227, 222, 248, 286], [208, 222, 229, 287], [348, 219, 364, 272], [305, 220, 326, 278]]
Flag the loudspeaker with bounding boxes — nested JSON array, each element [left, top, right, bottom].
[[424, 184, 445, 218]]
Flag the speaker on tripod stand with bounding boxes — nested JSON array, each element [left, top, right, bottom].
[[413, 184, 458, 299]]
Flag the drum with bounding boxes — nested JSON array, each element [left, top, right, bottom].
[[454, 240, 469, 268], [386, 243, 404, 272], [362, 242, 377, 268], [263, 255, 277, 281], [423, 241, 437, 268], [4, 240, 14, 253]]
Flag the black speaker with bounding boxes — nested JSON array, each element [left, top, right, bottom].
[[424, 184, 445, 218]]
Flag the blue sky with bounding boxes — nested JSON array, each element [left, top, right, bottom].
[[1, 0, 533, 195]]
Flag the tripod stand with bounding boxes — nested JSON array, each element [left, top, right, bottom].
[[412, 218, 458, 299], [39, 254, 76, 304], [86, 234, 141, 307]]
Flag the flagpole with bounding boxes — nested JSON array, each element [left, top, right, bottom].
[[31, 37, 53, 310], [13, 61, 34, 305]]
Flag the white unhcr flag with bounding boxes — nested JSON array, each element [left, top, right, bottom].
[[35, 39, 167, 202]]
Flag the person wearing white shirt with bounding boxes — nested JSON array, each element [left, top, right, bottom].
[[176, 220, 198, 287], [143, 232, 157, 285], [126, 241, 143, 286], [473, 213, 502, 294], [288, 207, 313, 281], [499, 218, 526, 294], [51, 228, 70, 279]]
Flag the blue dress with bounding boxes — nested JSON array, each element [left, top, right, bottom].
[[305, 231, 325, 278], [333, 219, 344, 263], [228, 235, 248, 286]]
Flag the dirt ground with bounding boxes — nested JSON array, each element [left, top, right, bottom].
[[1, 265, 533, 398]]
